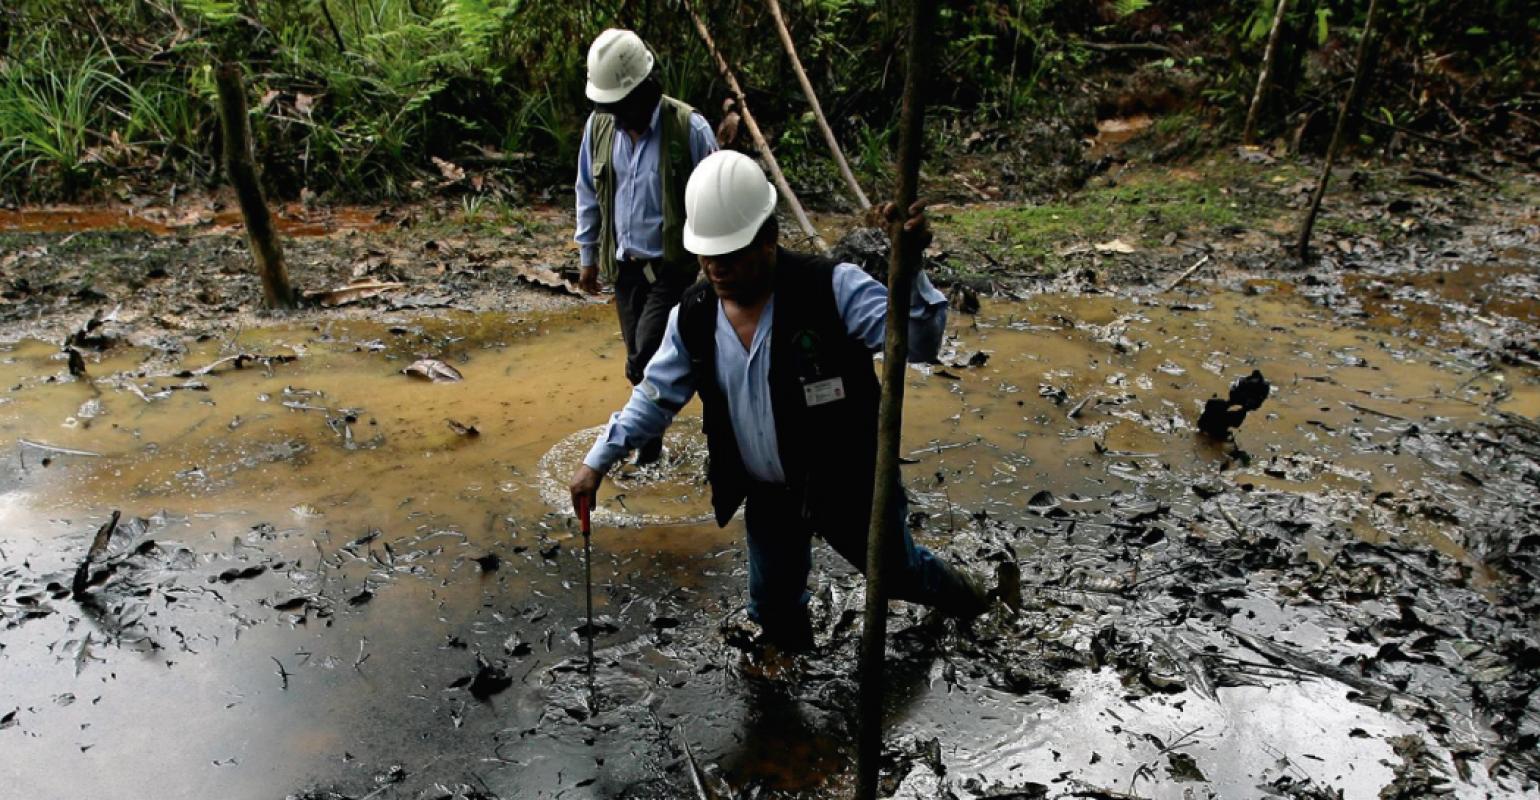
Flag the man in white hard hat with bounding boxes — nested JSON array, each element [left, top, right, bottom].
[[570, 151, 989, 652], [576, 28, 717, 466]]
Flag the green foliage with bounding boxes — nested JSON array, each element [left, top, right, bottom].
[[1, 0, 1537, 202], [1114, 0, 1152, 18], [432, 0, 521, 68], [177, 0, 242, 25]]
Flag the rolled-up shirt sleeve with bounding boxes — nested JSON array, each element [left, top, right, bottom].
[[687, 112, 718, 165], [574, 114, 600, 269], [583, 305, 697, 471], [833, 263, 948, 363]]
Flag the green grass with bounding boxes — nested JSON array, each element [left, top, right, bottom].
[[938, 155, 1337, 274], [419, 195, 545, 238], [942, 172, 1252, 271]]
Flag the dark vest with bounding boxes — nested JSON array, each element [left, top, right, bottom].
[[589, 96, 696, 283], [678, 249, 881, 527]]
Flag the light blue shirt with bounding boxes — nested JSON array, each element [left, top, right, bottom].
[[583, 264, 949, 482], [575, 103, 717, 268]]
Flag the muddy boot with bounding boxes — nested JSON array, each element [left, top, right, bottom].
[[759, 614, 815, 654], [633, 437, 664, 467], [935, 563, 992, 619]]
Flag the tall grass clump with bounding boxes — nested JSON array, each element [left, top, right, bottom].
[[0, 38, 125, 198]]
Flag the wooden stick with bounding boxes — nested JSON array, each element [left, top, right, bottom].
[[216, 62, 296, 309], [1078, 40, 1178, 56], [684, 0, 828, 252], [1162, 253, 1212, 292], [856, 1, 938, 797], [1243, 0, 1291, 145], [1295, 0, 1382, 262], [18, 439, 101, 457], [764, 0, 870, 210]]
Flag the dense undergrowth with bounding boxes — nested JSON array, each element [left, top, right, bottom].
[[0, 0, 1536, 205]]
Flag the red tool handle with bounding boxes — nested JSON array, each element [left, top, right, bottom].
[[576, 494, 592, 536]]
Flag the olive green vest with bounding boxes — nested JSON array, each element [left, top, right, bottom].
[[590, 95, 697, 283]]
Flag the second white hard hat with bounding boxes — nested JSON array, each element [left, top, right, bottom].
[[682, 151, 779, 256], [585, 29, 655, 104]]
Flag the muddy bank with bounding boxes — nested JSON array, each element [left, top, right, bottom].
[[0, 200, 585, 348]]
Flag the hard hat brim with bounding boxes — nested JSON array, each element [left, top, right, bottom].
[[683, 183, 779, 257], [585, 80, 633, 104]]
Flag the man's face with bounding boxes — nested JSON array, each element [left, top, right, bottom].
[[598, 79, 660, 133], [701, 237, 775, 304]]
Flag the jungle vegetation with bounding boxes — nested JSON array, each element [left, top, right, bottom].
[[1, 0, 1535, 203]]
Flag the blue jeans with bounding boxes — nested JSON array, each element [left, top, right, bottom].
[[742, 481, 978, 646]]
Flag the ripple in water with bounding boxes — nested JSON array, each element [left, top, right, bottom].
[[535, 416, 719, 527]]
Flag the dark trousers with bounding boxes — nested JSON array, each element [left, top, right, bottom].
[[742, 481, 980, 646], [614, 259, 698, 386]]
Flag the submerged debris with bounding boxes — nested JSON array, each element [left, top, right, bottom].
[[70, 510, 121, 598], [455, 655, 512, 702], [403, 358, 464, 382], [1197, 369, 1271, 439]]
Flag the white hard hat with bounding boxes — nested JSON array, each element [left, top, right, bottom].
[[683, 151, 779, 256], [585, 29, 654, 103]]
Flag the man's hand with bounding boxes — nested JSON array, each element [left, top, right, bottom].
[[578, 265, 600, 295], [878, 199, 934, 261], [569, 464, 604, 518]]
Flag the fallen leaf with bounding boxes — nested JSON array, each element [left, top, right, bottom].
[[304, 279, 405, 308], [432, 156, 465, 183], [1026, 490, 1059, 511], [403, 359, 463, 383], [497, 259, 581, 296], [1094, 239, 1137, 254]]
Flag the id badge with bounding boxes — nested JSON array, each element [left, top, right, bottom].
[[803, 377, 846, 406]]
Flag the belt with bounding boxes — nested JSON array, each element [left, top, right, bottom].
[[618, 256, 665, 284]]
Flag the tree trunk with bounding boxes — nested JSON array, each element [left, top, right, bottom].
[[765, 0, 870, 210], [1243, 0, 1291, 146], [685, 0, 828, 252], [215, 62, 296, 309], [855, 1, 938, 798], [1296, 0, 1381, 263]]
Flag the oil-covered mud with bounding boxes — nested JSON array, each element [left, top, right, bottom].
[[3, 225, 1538, 800]]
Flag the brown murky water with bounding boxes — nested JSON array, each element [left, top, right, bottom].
[[1, 282, 1533, 798], [0, 205, 389, 237]]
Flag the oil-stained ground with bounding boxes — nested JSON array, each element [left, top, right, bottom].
[[1, 158, 1537, 800]]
